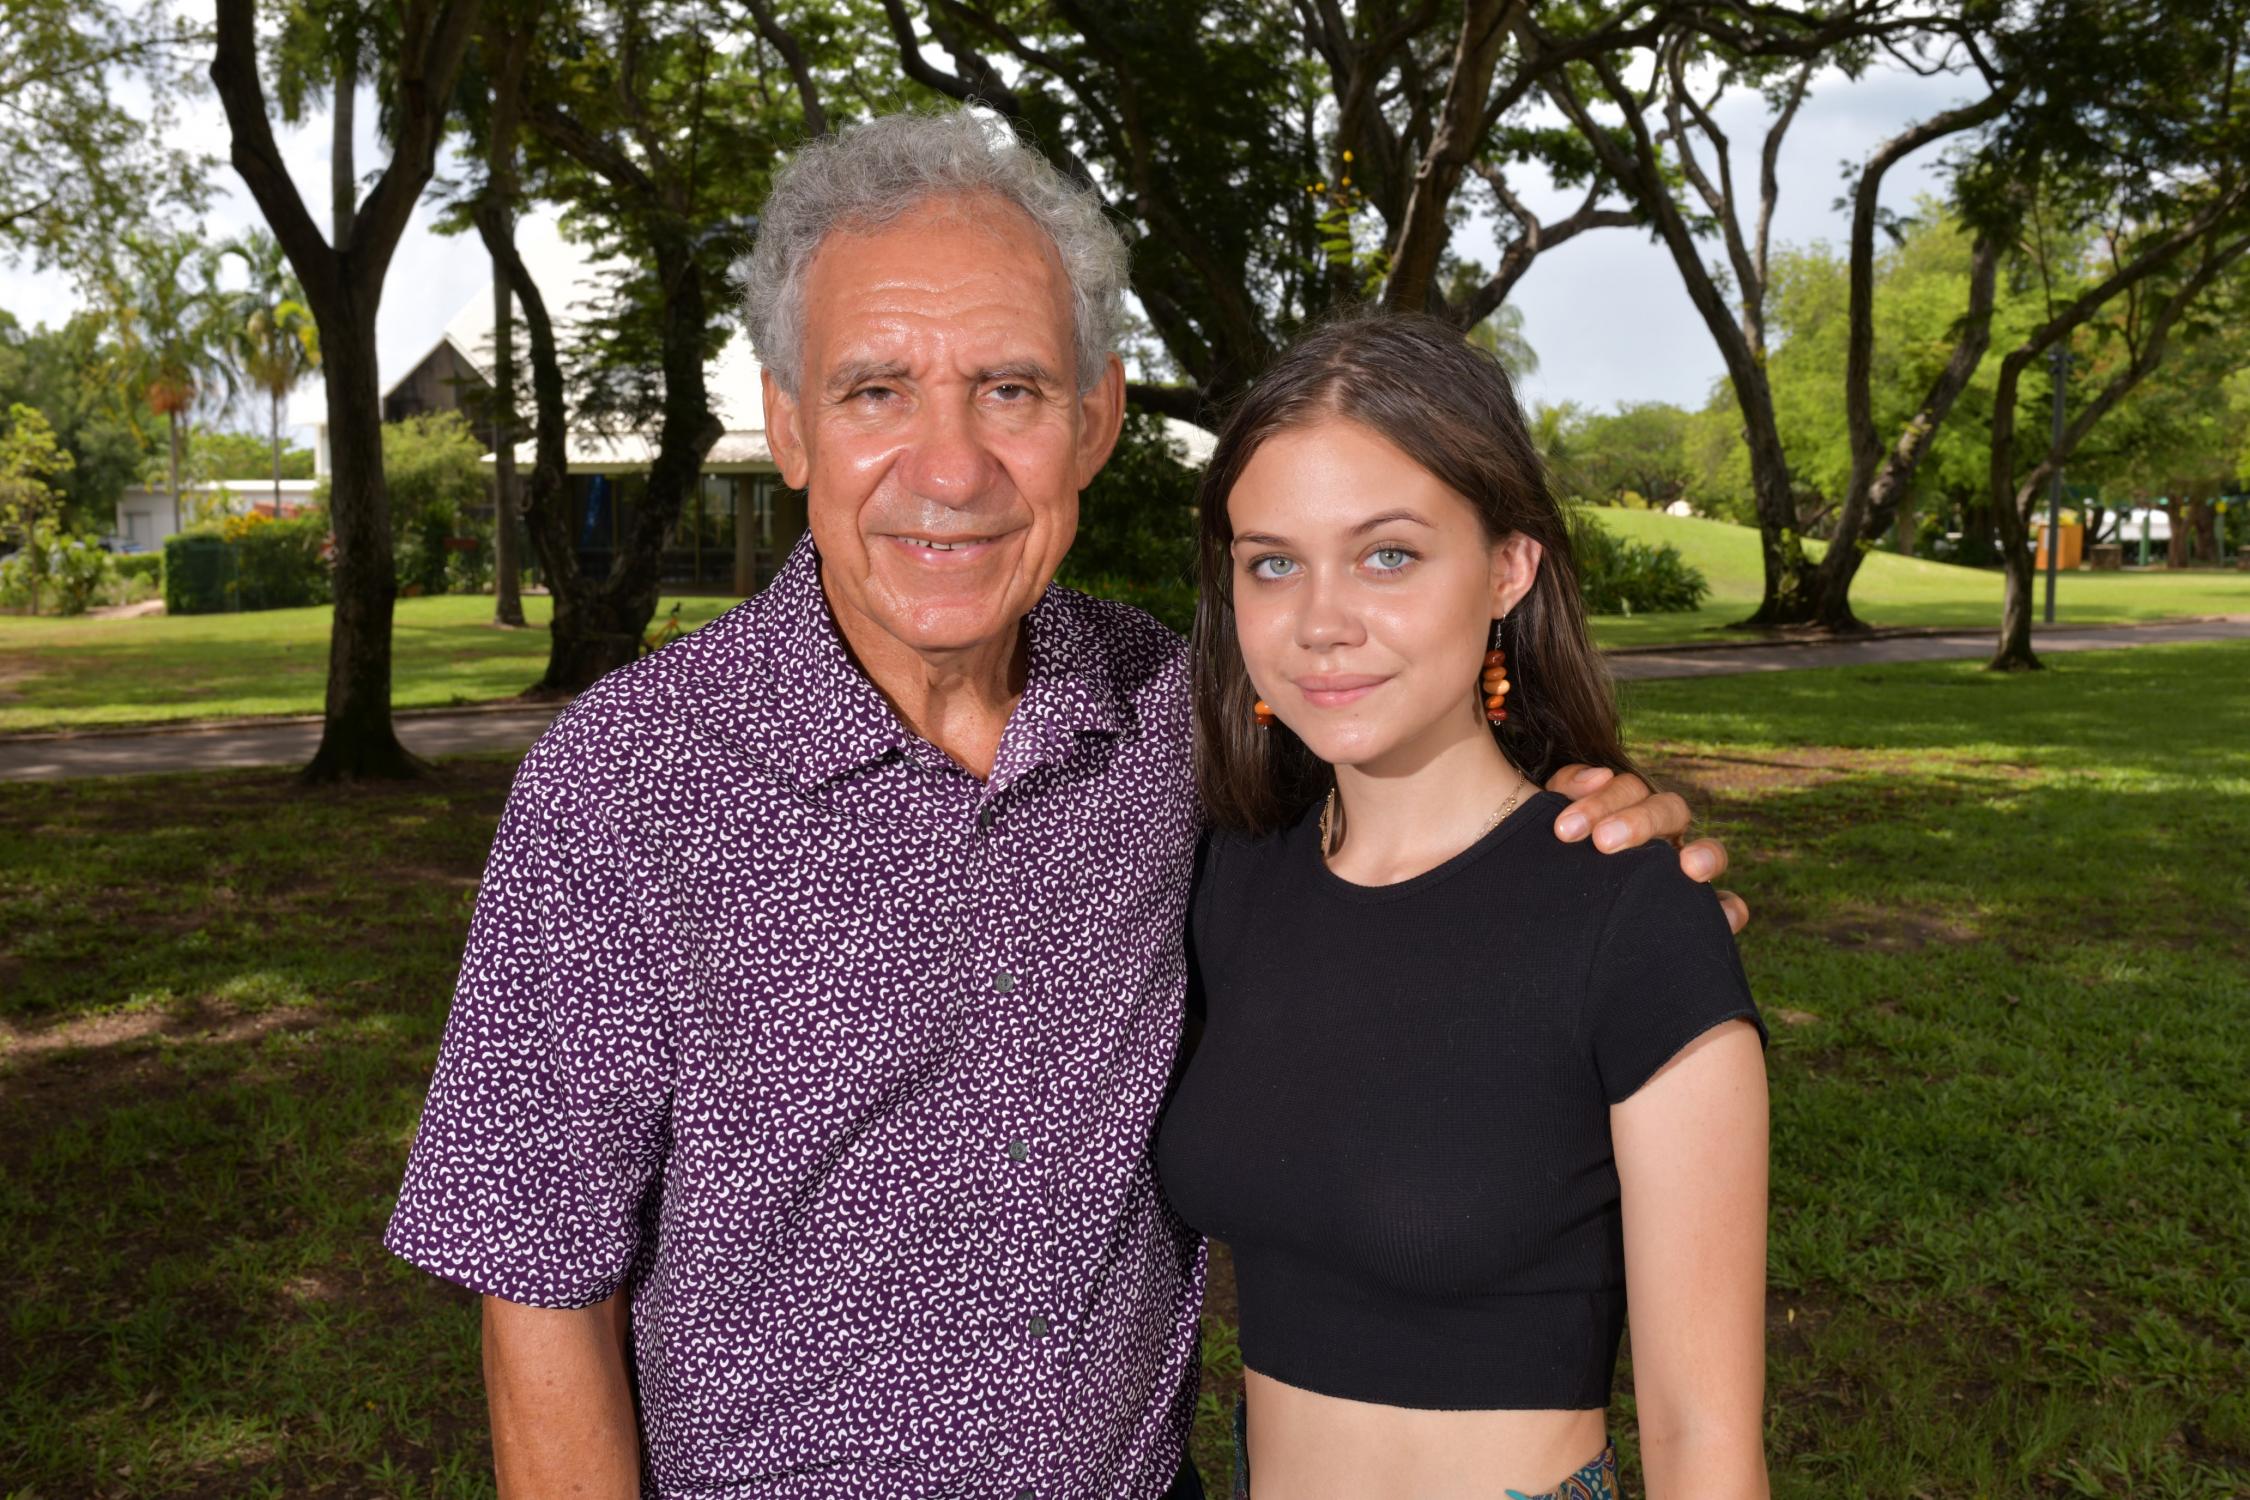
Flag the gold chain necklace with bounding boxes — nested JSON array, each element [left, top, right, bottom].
[[1320, 772, 1532, 861]]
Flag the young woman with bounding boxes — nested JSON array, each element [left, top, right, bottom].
[[1156, 315, 1771, 1500]]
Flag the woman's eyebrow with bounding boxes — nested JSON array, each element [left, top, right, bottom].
[[1351, 508, 1434, 534], [1232, 532, 1292, 548]]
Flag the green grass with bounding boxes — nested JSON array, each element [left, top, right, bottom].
[[5, 645, 2249, 1497], [0, 524, 2242, 733], [0, 593, 737, 735], [1583, 509, 2250, 648]]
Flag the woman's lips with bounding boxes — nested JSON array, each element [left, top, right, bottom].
[[1294, 674, 1388, 708]]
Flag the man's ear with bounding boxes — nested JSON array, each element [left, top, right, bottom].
[[1072, 353, 1128, 491], [762, 369, 811, 489], [1488, 531, 1545, 617]]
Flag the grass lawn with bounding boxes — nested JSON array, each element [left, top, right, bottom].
[[1, 518, 2243, 735], [1587, 509, 2250, 648], [0, 594, 737, 735], [4, 643, 2248, 1496]]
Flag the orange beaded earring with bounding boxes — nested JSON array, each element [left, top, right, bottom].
[[1253, 697, 1276, 729], [1482, 619, 1511, 725]]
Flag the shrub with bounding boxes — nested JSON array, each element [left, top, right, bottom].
[[1568, 508, 1711, 615], [114, 552, 163, 586], [0, 524, 113, 615], [164, 531, 235, 615], [43, 531, 113, 614], [231, 511, 332, 610], [385, 413, 489, 596], [1055, 410, 1201, 633]]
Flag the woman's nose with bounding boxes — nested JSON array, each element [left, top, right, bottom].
[[1295, 574, 1364, 652]]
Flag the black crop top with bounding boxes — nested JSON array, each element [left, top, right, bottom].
[[1154, 790, 1764, 1411]]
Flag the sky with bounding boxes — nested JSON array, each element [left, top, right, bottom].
[[0, 37, 1981, 441]]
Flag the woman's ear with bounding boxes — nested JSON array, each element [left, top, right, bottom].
[[1488, 532, 1545, 618]]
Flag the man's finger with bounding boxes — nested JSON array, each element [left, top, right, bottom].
[[1716, 889, 1751, 934], [1589, 789, 1692, 851], [1678, 836, 1729, 884], [1551, 767, 1641, 840]]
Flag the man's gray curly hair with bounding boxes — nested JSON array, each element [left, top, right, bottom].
[[739, 109, 1129, 396]]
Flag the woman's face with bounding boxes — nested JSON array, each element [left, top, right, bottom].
[[1226, 417, 1535, 773]]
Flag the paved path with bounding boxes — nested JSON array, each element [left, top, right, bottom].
[[0, 707, 566, 782], [1607, 615, 2250, 680], [5, 616, 2246, 782]]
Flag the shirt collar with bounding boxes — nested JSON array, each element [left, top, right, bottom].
[[751, 534, 1125, 791]]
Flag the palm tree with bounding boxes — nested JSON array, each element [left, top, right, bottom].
[[1468, 302, 1541, 381], [225, 229, 322, 514], [101, 233, 235, 521]]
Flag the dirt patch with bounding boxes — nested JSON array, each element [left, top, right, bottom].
[[0, 1001, 324, 1059], [1647, 743, 1883, 801], [1777, 904, 1983, 953], [0, 651, 41, 704]]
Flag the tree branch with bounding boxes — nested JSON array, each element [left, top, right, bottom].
[[208, 0, 338, 313], [738, 0, 827, 136]]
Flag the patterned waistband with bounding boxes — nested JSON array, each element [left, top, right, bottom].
[[1230, 1401, 1618, 1499]]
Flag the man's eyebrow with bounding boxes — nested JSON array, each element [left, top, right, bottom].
[[824, 359, 910, 396], [977, 360, 1060, 385]]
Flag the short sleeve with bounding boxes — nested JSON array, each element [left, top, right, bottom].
[[383, 773, 685, 1307], [1581, 850, 1766, 1105]]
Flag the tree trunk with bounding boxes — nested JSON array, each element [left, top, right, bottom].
[[301, 301, 424, 780], [2191, 497, 2220, 565], [1992, 530, 2040, 670], [528, 234, 721, 692], [270, 389, 283, 516], [490, 259, 525, 626], [166, 408, 184, 520], [332, 55, 356, 246], [210, 0, 479, 783]]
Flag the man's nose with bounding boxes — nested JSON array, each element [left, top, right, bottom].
[[899, 393, 1001, 508]]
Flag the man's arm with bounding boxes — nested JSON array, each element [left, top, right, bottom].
[[1545, 763, 1749, 934], [484, 1292, 641, 1498]]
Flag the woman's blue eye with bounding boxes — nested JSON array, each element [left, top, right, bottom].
[[1250, 556, 1299, 579], [1368, 547, 1413, 571]]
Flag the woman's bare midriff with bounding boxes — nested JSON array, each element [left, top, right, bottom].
[[1242, 1369, 1607, 1499]]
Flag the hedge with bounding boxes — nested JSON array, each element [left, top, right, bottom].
[[162, 516, 333, 615]]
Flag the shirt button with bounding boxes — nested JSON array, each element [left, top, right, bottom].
[[1007, 1138, 1029, 1162], [1028, 1314, 1050, 1337], [992, 971, 1017, 994]]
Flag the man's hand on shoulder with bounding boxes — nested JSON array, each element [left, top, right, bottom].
[[1544, 763, 1750, 935]]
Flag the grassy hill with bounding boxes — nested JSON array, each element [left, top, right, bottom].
[[1581, 508, 2249, 648]]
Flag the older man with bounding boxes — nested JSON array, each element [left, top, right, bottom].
[[385, 110, 1738, 1499]]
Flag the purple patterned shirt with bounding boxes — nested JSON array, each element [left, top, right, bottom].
[[386, 537, 1206, 1498]]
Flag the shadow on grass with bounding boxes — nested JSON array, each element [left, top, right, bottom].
[[4, 646, 2249, 1495]]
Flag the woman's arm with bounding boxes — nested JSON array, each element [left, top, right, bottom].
[[1612, 1021, 1771, 1499]]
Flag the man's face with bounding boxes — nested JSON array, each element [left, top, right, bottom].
[[763, 193, 1124, 665]]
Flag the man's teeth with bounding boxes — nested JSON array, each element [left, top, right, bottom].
[[912, 538, 972, 550]]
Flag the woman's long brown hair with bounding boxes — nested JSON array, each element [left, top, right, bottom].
[[1191, 311, 1638, 835]]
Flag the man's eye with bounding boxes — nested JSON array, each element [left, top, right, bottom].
[[1249, 556, 1299, 580], [989, 382, 1033, 401], [851, 386, 896, 403], [1367, 547, 1414, 572]]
